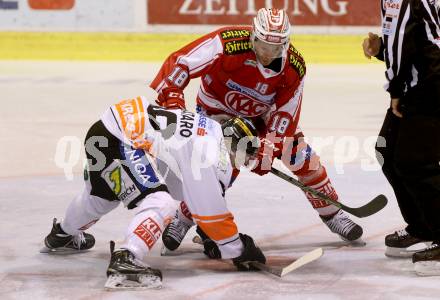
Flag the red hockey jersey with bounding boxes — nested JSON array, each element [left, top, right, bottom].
[[150, 26, 306, 140]]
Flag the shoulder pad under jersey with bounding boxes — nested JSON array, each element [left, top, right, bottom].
[[287, 45, 306, 79], [218, 27, 253, 56]]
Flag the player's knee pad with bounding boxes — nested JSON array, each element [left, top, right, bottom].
[[135, 191, 177, 222], [122, 209, 166, 259], [123, 193, 176, 260]]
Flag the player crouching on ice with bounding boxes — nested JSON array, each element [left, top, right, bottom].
[[151, 8, 363, 251], [41, 96, 265, 289]]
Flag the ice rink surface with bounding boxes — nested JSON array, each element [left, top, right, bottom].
[[1, 61, 439, 299]]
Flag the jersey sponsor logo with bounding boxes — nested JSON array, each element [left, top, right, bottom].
[[134, 217, 162, 250], [120, 144, 162, 189], [226, 79, 274, 103], [197, 115, 208, 136], [101, 161, 142, 207], [289, 46, 306, 78], [114, 97, 147, 146], [382, 14, 396, 36], [384, 0, 401, 10], [224, 91, 270, 116], [220, 29, 251, 40], [224, 40, 252, 55]]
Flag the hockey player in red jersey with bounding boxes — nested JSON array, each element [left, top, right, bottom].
[[151, 8, 363, 251]]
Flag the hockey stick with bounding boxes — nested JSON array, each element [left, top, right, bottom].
[[192, 236, 323, 277], [270, 167, 388, 218], [250, 248, 323, 277]]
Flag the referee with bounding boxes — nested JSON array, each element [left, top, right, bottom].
[[363, 0, 440, 276]]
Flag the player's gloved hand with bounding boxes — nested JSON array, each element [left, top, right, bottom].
[[251, 138, 281, 176], [232, 233, 266, 271], [156, 86, 186, 109], [196, 226, 221, 259]]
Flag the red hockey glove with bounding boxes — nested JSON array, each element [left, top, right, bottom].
[[156, 86, 186, 109], [251, 136, 282, 176]]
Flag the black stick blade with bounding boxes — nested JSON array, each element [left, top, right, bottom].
[[342, 194, 388, 218]]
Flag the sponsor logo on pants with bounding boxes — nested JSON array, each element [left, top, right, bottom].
[[134, 217, 162, 249]]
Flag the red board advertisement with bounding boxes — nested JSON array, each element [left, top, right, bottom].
[[148, 0, 380, 26]]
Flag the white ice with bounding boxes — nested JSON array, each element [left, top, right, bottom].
[[1, 61, 438, 300]]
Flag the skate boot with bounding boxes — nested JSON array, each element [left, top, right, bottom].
[[105, 241, 162, 290], [161, 211, 193, 252], [41, 218, 95, 253], [413, 243, 440, 276], [385, 229, 431, 258], [321, 209, 363, 242]]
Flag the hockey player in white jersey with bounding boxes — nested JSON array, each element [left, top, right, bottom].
[[42, 96, 266, 289]]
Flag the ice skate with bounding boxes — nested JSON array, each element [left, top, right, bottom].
[[41, 218, 95, 253], [413, 243, 440, 276], [321, 209, 363, 242], [385, 229, 432, 258], [105, 241, 162, 290]]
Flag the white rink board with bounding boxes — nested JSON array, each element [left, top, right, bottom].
[[1, 61, 439, 299], [0, 0, 143, 31]]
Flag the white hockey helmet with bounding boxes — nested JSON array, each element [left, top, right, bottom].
[[251, 8, 291, 63]]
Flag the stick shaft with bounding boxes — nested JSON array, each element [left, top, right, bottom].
[[270, 167, 387, 218]]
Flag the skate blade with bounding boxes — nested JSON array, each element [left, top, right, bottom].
[[40, 246, 90, 254], [160, 244, 182, 256], [104, 274, 162, 290], [160, 244, 170, 256], [414, 261, 440, 276], [340, 238, 367, 247], [385, 242, 432, 258]]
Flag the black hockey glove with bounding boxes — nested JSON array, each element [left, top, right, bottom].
[[196, 226, 221, 259], [232, 233, 266, 271]]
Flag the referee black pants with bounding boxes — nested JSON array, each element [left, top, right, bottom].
[[376, 108, 440, 243]]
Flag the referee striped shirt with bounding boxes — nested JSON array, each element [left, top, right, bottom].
[[380, 0, 440, 99]]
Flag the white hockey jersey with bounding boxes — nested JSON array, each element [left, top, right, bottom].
[[101, 96, 243, 258]]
